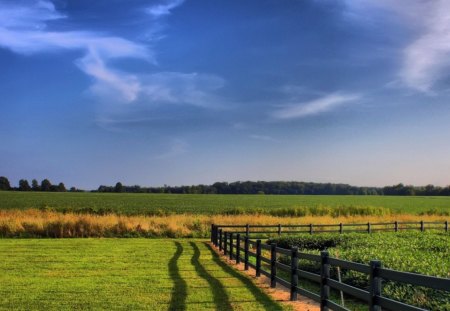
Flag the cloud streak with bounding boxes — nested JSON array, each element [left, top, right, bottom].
[[272, 93, 360, 120], [0, 0, 225, 108], [344, 0, 450, 93], [147, 0, 185, 18]]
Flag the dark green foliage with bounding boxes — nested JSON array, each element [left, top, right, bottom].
[[0, 176, 10, 191], [270, 232, 450, 310], [31, 179, 40, 191], [18, 179, 31, 191], [40, 179, 52, 192], [114, 182, 123, 193]]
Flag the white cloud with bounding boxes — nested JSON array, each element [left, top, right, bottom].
[[0, 1, 150, 102], [140, 72, 225, 108], [272, 93, 360, 120], [147, 0, 185, 17], [344, 0, 450, 93], [0, 0, 226, 109]]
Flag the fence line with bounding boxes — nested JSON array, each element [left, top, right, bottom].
[[211, 220, 449, 243], [210, 222, 450, 311]]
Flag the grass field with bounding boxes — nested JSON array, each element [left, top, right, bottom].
[[0, 239, 286, 311], [1, 192, 450, 215]]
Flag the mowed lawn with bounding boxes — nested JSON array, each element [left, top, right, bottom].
[[0, 239, 286, 311]]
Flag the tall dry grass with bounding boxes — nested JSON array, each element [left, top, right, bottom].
[[0, 209, 448, 238]]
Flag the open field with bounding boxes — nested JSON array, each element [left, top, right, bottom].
[[0, 192, 450, 215], [0, 239, 286, 311]]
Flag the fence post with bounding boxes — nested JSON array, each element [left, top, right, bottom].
[[270, 243, 277, 288], [278, 224, 282, 236], [420, 220, 424, 232], [309, 223, 313, 235], [290, 247, 299, 301], [339, 223, 343, 234], [394, 221, 398, 232], [211, 224, 214, 243], [244, 236, 249, 270], [229, 233, 234, 260], [224, 232, 228, 256], [256, 239, 261, 277], [320, 251, 330, 311], [368, 222, 371, 234], [219, 229, 223, 251], [369, 260, 382, 311], [236, 233, 241, 264], [246, 224, 250, 236], [445, 221, 448, 232]]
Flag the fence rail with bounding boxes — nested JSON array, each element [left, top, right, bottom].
[[210, 221, 450, 311], [210, 221, 449, 242]]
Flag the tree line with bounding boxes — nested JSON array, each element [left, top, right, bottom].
[[1, 176, 450, 195], [97, 181, 450, 196], [0, 176, 81, 192]]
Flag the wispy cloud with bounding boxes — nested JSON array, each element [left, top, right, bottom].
[[0, 0, 225, 108], [399, 1, 450, 93], [271, 93, 360, 120], [344, 0, 450, 93], [147, 0, 185, 18], [0, 1, 150, 102]]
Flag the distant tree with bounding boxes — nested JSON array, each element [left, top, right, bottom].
[[0, 176, 11, 190], [57, 182, 66, 192], [41, 179, 52, 192], [70, 187, 77, 192], [18, 179, 31, 191], [31, 179, 40, 191], [114, 182, 123, 193]]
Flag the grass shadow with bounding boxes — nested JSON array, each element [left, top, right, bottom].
[[168, 241, 187, 311], [203, 242, 284, 311], [190, 242, 233, 310]]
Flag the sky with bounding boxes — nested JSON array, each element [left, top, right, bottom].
[[1, 0, 450, 189]]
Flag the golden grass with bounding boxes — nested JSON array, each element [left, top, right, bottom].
[[0, 209, 447, 238]]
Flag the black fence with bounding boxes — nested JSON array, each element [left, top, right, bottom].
[[211, 221, 449, 241], [210, 222, 450, 311]]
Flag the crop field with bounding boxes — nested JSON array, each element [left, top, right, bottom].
[[0, 192, 449, 215], [270, 232, 450, 310], [0, 239, 286, 311]]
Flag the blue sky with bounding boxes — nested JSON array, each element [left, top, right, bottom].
[[1, 0, 450, 189]]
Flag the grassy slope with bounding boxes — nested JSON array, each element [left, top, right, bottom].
[[1, 191, 449, 214], [0, 239, 286, 311]]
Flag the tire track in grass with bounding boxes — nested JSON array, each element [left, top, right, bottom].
[[168, 241, 187, 311], [189, 241, 233, 310]]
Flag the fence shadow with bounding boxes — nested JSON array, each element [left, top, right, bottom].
[[168, 241, 187, 311], [189, 242, 233, 310], [203, 242, 284, 311]]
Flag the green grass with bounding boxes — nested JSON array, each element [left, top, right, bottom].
[[0, 239, 287, 311], [0, 191, 449, 215]]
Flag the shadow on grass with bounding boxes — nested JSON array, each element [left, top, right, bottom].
[[168, 241, 187, 311], [203, 242, 284, 311], [190, 242, 233, 310]]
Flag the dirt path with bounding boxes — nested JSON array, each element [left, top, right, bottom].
[[210, 243, 320, 311]]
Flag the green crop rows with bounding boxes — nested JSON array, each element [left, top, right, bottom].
[[1, 191, 450, 215], [270, 232, 450, 310]]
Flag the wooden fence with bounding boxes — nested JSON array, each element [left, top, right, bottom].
[[210, 221, 450, 311]]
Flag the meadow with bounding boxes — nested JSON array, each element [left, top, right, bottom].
[[0, 239, 286, 311], [0, 191, 450, 215]]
